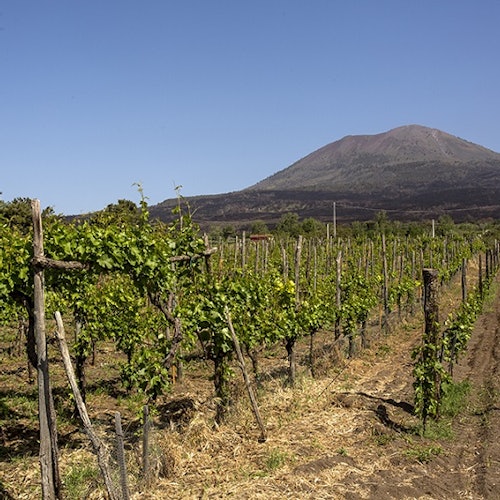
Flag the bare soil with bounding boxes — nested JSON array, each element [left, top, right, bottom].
[[1, 270, 500, 499]]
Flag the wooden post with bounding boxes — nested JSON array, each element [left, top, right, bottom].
[[333, 202, 337, 239], [54, 312, 118, 500], [226, 308, 267, 442], [422, 268, 441, 428], [326, 224, 330, 271], [254, 239, 260, 273], [32, 199, 60, 500], [115, 412, 130, 500], [280, 242, 288, 281], [294, 235, 302, 305], [203, 233, 212, 275], [334, 250, 342, 340], [284, 236, 302, 386], [381, 233, 389, 332], [461, 258, 468, 303], [241, 231, 246, 270], [486, 249, 490, 281], [478, 253, 483, 298], [142, 405, 150, 483], [423, 269, 439, 342]]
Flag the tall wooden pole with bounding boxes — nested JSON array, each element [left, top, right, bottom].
[[422, 268, 441, 428], [32, 199, 59, 499], [333, 202, 337, 239], [381, 233, 389, 331]]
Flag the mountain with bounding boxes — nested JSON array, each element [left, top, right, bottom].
[[150, 125, 500, 227], [249, 125, 500, 192]]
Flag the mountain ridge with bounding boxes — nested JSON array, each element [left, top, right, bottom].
[[150, 125, 500, 227], [247, 125, 500, 192]]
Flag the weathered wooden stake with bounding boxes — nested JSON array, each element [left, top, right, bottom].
[[142, 405, 150, 483], [115, 412, 130, 500], [461, 258, 468, 303], [478, 253, 484, 298], [54, 312, 118, 500], [32, 199, 60, 500], [334, 250, 342, 340], [422, 268, 441, 429], [241, 231, 246, 269], [381, 233, 389, 332], [226, 308, 267, 442]]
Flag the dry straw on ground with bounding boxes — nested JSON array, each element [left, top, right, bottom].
[[2, 264, 495, 498]]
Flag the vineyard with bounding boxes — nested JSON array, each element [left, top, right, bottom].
[[1, 198, 500, 499]]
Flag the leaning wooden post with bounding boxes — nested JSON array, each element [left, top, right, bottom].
[[225, 307, 267, 443], [32, 199, 59, 500], [54, 312, 118, 500]]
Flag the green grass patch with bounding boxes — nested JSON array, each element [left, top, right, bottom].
[[376, 344, 392, 357], [1, 393, 38, 421], [63, 463, 100, 499], [420, 419, 454, 440], [264, 448, 288, 472], [405, 444, 442, 463], [373, 432, 395, 446], [440, 380, 471, 418]]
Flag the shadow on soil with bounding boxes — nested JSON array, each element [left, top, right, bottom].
[[333, 390, 416, 433]]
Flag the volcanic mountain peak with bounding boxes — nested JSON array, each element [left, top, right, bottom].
[[151, 124, 500, 226], [249, 125, 500, 192], [362, 124, 497, 162]]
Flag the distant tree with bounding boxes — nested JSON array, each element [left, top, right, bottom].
[[275, 213, 301, 237], [222, 225, 236, 240], [301, 217, 324, 238], [0, 197, 55, 233], [405, 222, 427, 238], [351, 221, 368, 238], [250, 220, 269, 235], [436, 214, 455, 236], [92, 199, 141, 226], [374, 210, 389, 234]]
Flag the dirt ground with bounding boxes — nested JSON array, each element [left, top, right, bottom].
[[1, 269, 500, 499], [315, 271, 500, 500], [146, 271, 500, 500]]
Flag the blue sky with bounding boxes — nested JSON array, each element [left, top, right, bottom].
[[1, 1, 499, 215]]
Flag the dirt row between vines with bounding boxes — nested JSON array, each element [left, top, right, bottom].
[[1, 268, 499, 499]]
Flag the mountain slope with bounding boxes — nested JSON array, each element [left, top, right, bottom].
[[151, 125, 500, 227], [248, 125, 500, 192]]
